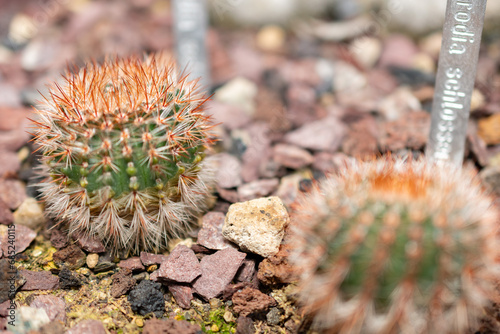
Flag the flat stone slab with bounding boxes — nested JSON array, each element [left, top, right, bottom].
[[192, 247, 246, 300], [157, 245, 201, 283]]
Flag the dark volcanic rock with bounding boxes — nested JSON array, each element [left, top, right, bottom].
[[128, 280, 165, 317], [192, 248, 246, 300], [110, 268, 136, 298], [142, 319, 202, 334], [58, 268, 82, 289]]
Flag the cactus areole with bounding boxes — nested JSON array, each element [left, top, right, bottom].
[[291, 158, 500, 334], [32, 54, 216, 254]]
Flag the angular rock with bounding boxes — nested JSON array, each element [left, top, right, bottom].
[[222, 197, 289, 257], [0, 224, 36, 256], [168, 284, 193, 309], [157, 245, 200, 283], [127, 280, 165, 317], [67, 320, 106, 334], [237, 179, 279, 202], [30, 295, 66, 322], [192, 248, 246, 300], [19, 270, 59, 291], [118, 257, 145, 272], [215, 153, 243, 189], [257, 243, 299, 286], [0, 259, 24, 303], [110, 268, 136, 298], [143, 319, 201, 334], [232, 287, 276, 317], [52, 244, 86, 270], [140, 251, 167, 266], [12, 198, 45, 230], [284, 117, 346, 152], [273, 144, 314, 169], [72, 232, 106, 253], [197, 212, 236, 250], [0, 179, 26, 210], [222, 282, 255, 301]]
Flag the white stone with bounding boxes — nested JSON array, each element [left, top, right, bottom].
[[214, 77, 257, 116], [222, 196, 289, 258], [13, 197, 45, 230], [7, 306, 50, 333]]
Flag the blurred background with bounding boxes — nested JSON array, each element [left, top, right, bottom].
[[0, 0, 500, 190]]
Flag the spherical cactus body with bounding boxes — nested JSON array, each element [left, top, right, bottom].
[[290, 158, 499, 334], [32, 54, 216, 254]]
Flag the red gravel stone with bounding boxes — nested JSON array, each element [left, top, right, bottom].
[[168, 284, 193, 309], [30, 295, 66, 322], [216, 153, 243, 189], [232, 287, 276, 317], [0, 179, 26, 210], [49, 229, 69, 249], [237, 178, 279, 202], [157, 245, 201, 283], [257, 243, 299, 286], [273, 144, 314, 169], [205, 101, 251, 130], [19, 270, 59, 291], [284, 117, 346, 152], [192, 247, 246, 300], [140, 251, 167, 266], [197, 212, 236, 250], [118, 257, 145, 272], [1, 224, 36, 256], [0, 200, 13, 225], [235, 258, 257, 283], [73, 232, 106, 253], [142, 319, 201, 334], [0, 151, 21, 178]]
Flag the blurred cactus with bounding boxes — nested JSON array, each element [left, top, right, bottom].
[[32, 54, 216, 254], [290, 157, 500, 334]]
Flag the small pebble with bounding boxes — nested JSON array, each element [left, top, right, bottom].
[[86, 253, 99, 269]]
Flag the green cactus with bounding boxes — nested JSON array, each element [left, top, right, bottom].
[[32, 54, 216, 254], [290, 157, 500, 334]]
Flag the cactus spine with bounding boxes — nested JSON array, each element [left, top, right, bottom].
[[290, 158, 499, 334], [32, 54, 216, 254]]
